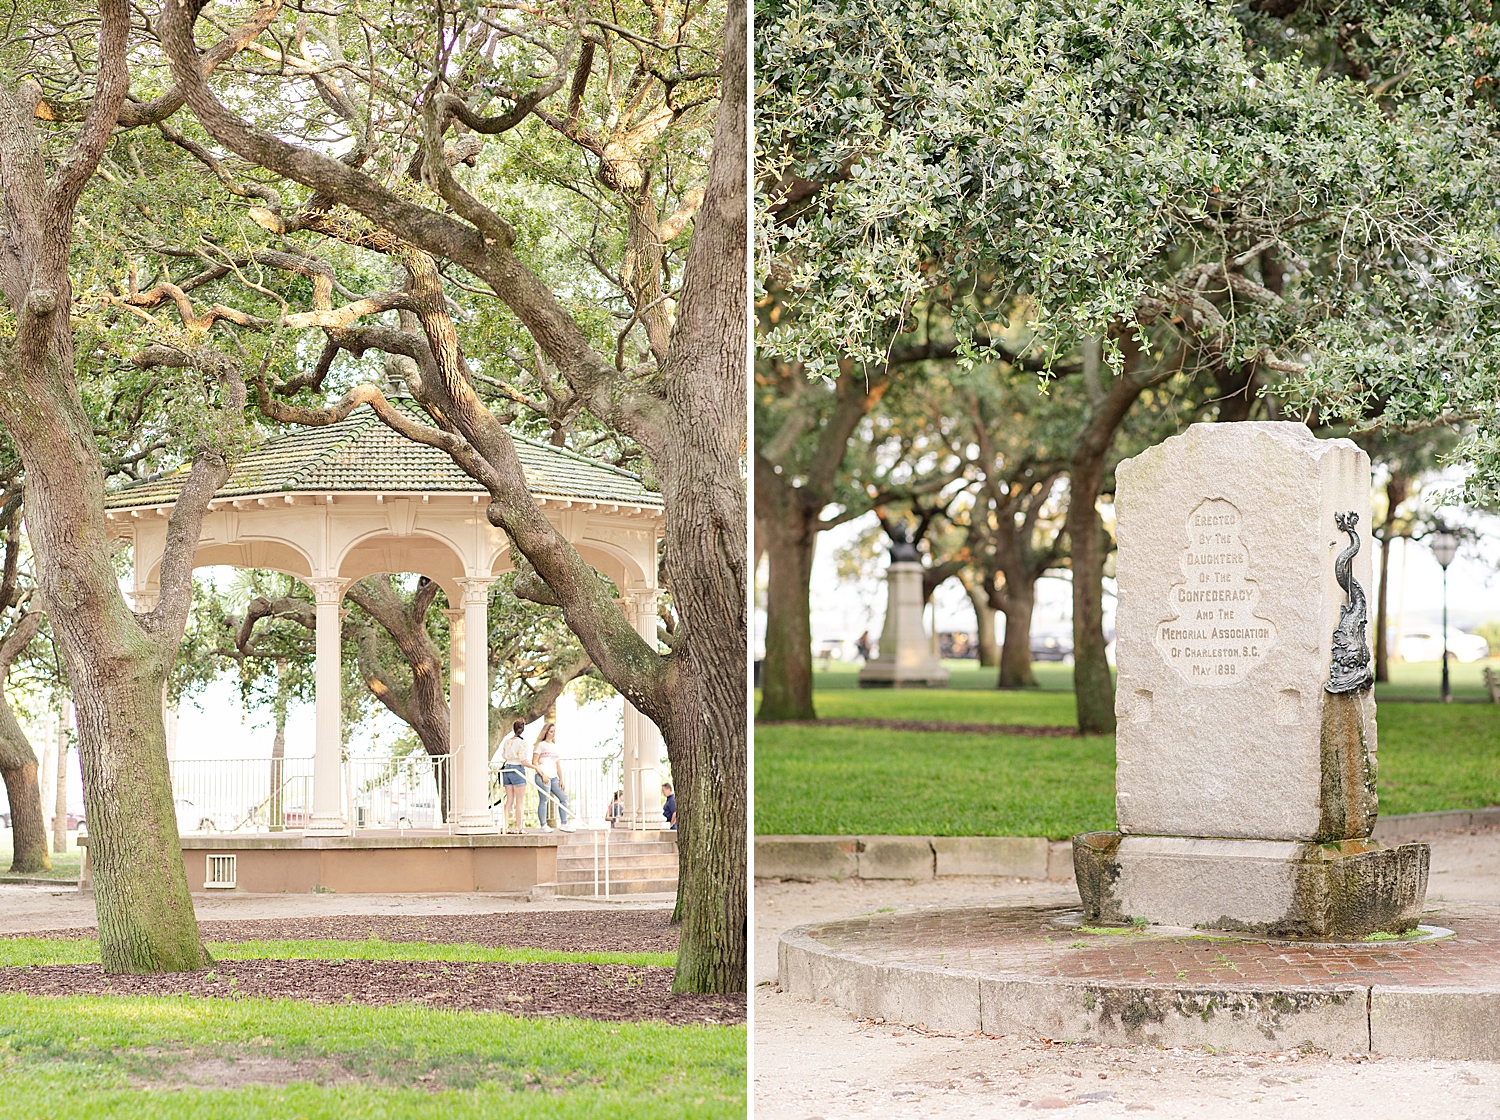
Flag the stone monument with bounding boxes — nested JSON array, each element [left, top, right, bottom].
[[1073, 422, 1428, 938], [858, 524, 950, 688]]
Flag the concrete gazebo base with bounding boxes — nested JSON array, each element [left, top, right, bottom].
[[80, 832, 559, 896]]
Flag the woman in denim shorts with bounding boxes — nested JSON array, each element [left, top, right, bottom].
[[497, 719, 531, 833]]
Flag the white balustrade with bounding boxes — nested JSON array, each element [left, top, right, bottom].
[[169, 753, 624, 834]]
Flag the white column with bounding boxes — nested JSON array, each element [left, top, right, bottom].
[[443, 607, 465, 828], [621, 589, 663, 829], [455, 578, 497, 834], [307, 578, 347, 835]]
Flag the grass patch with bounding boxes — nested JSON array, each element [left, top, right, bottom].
[[803, 688, 1078, 727], [753, 724, 1117, 839], [0, 843, 81, 882], [754, 703, 1498, 838], [0, 938, 674, 969], [0, 994, 743, 1119], [800, 660, 1080, 692], [1375, 704, 1500, 816]]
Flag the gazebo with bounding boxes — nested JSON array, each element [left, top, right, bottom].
[[101, 399, 666, 893]]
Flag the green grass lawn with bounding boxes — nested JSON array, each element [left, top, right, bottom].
[[0, 938, 674, 969], [0, 838, 81, 881], [755, 702, 1500, 839], [0, 994, 744, 1119]]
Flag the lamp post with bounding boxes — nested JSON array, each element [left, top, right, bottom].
[[1430, 529, 1459, 703]]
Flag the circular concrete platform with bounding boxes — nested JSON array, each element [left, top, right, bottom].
[[778, 901, 1500, 1058]]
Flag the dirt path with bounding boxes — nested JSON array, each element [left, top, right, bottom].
[[753, 827, 1500, 1119]]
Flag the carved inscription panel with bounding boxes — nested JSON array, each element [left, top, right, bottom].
[[1153, 498, 1277, 687]]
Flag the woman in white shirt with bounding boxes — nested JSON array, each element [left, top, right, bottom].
[[531, 722, 574, 832], [496, 719, 532, 833]]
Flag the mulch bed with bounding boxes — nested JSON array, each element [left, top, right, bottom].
[[0, 959, 744, 1025], [22, 911, 679, 955], [763, 717, 1080, 737]]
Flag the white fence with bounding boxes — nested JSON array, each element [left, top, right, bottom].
[[169, 753, 619, 834], [170, 756, 315, 834]]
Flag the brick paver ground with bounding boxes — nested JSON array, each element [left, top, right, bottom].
[[805, 903, 1500, 990]]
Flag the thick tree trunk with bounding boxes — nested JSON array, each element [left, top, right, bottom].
[[0, 620, 49, 872], [756, 475, 818, 721], [1067, 460, 1115, 734], [1064, 337, 1159, 735], [997, 588, 1039, 690], [74, 669, 207, 972], [652, 0, 748, 987], [963, 578, 998, 667], [2, 762, 47, 873]]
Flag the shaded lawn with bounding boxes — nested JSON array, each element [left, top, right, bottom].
[[0, 938, 674, 969], [803, 688, 1078, 727], [0, 844, 81, 881], [754, 703, 1499, 839], [0, 994, 744, 1119]]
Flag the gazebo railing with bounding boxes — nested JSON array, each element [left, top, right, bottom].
[[346, 754, 451, 832], [169, 754, 618, 834], [171, 757, 315, 834]]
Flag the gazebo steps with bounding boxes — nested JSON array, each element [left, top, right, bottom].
[[553, 876, 679, 897], [557, 852, 677, 871], [549, 828, 678, 896]]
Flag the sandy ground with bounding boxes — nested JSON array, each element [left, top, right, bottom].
[[0, 886, 672, 936], [753, 827, 1500, 1120]]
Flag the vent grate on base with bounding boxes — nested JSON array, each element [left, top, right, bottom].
[[205, 853, 237, 889]]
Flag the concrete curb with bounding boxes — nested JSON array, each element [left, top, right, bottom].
[[778, 919, 1499, 1058], [756, 808, 1499, 882], [755, 835, 1074, 882], [1371, 807, 1500, 840]]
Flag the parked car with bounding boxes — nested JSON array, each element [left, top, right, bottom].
[[1030, 630, 1074, 663], [1396, 628, 1491, 663], [5, 812, 84, 831], [174, 798, 219, 834]]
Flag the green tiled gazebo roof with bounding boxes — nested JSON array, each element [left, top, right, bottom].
[[105, 399, 662, 511]]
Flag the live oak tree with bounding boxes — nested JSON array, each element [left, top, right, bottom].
[[759, 0, 1500, 732], [155, 0, 746, 991], [0, 0, 300, 971], [753, 336, 967, 721]]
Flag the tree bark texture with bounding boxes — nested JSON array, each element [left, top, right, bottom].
[[961, 576, 998, 667], [755, 466, 818, 721], [998, 586, 1039, 690], [3, 761, 46, 873], [0, 613, 47, 872]]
